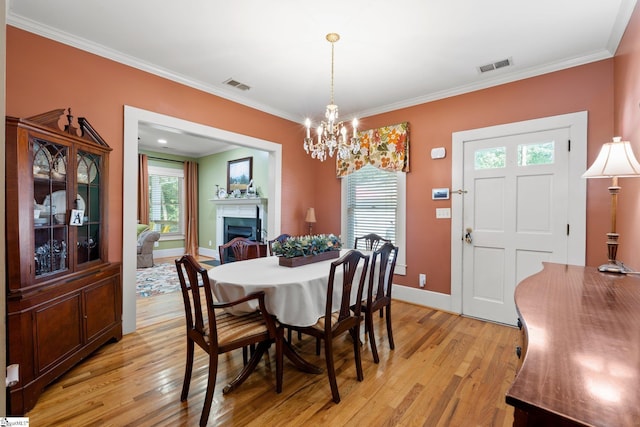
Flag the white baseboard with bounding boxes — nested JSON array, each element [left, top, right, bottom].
[[153, 247, 219, 260], [392, 283, 459, 314], [199, 247, 218, 259], [152, 247, 185, 259]]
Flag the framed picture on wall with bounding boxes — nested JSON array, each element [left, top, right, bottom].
[[227, 156, 253, 193]]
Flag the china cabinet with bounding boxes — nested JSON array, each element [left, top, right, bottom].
[[5, 109, 122, 414]]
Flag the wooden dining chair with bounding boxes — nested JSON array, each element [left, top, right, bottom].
[[267, 233, 291, 256], [354, 233, 391, 251], [359, 242, 398, 363], [279, 250, 370, 403], [218, 237, 260, 264], [175, 254, 281, 427]]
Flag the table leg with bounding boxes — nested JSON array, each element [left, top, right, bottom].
[[223, 341, 271, 394], [282, 336, 323, 374]]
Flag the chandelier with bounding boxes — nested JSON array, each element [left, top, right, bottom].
[[303, 33, 360, 162]]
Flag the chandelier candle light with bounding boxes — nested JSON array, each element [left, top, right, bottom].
[[303, 33, 360, 161], [582, 136, 640, 273]]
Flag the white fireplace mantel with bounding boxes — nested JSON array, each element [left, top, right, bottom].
[[211, 198, 268, 252], [209, 197, 269, 206]]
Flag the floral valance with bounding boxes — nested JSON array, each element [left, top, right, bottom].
[[336, 122, 410, 177]]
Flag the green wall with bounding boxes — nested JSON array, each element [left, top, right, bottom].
[[198, 147, 269, 251], [139, 147, 269, 253]]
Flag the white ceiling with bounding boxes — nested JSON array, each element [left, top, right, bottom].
[[8, 0, 638, 157]]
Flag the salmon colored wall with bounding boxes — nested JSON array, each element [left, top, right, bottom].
[[6, 26, 320, 262], [318, 61, 614, 292], [6, 26, 619, 295], [614, 1, 640, 268]]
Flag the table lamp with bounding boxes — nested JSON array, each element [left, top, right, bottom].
[[305, 207, 316, 235], [582, 136, 640, 273]]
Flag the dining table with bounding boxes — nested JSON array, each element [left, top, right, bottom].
[[208, 249, 370, 374]]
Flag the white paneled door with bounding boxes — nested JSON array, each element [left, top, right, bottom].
[[461, 128, 570, 325]]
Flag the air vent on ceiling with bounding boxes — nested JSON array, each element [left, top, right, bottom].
[[478, 57, 513, 74], [223, 78, 251, 91]]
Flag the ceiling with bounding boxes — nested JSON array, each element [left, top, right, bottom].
[[8, 0, 638, 157]]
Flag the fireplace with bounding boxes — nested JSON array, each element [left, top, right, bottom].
[[221, 216, 261, 263], [224, 216, 260, 240], [214, 198, 268, 261]]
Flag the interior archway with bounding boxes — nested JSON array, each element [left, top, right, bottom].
[[122, 106, 282, 333]]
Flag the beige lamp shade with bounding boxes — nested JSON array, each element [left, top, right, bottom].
[[583, 137, 640, 178], [305, 207, 317, 223]]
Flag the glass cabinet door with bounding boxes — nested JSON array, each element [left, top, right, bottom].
[[32, 138, 69, 277], [76, 150, 102, 264]]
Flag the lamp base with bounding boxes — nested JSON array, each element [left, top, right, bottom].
[[598, 261, 631, 274]]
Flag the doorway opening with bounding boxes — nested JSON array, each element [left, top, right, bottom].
[[123, 106, 282, 334]]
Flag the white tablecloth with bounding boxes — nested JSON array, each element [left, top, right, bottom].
[[208, 250, 368, 327]]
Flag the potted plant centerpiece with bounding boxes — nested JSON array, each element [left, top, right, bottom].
[[272, 234, 342, 267]]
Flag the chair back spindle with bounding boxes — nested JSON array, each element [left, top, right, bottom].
[[363, 242, 399, 363], [354, 233, 391, 251], [369, 242, 398, 306], [326, 251, 369, 327], [219, 237, 260, 264]]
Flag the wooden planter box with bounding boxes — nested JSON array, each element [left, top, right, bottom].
[[278, 250, 340, 267]]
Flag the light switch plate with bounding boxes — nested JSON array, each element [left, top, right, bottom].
[[436, 208, 451, 219]]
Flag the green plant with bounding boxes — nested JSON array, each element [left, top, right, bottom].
[[272, 234, 342, 258]]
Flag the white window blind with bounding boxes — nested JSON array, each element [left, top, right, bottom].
[[345, 164, 397, 248]]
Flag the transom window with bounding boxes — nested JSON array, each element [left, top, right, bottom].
[[475, 141, 555, 170], [518, 141, 554, 166], [475, 147, 506, 169]]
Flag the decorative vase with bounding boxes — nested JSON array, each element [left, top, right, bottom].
[[278, 250, 340, 267]]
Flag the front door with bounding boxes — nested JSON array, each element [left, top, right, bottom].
[[461, 128, 572, 325], [451, 112, 587, 326]]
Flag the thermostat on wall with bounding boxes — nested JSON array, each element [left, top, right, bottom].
[[432, 188, 450, 200], [431, 147, 446, 159]]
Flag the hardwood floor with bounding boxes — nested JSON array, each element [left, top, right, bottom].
[[26, 283, 520, 427], [136, 255, 214, 329]]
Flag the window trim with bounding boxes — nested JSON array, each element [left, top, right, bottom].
[[148, 165, 185, 239], [341, 169, 406, 275]]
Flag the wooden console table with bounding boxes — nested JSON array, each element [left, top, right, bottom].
[[506, 263, 640, 426]]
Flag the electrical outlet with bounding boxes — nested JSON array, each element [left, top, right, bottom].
[[153, 241, 159, 247], [209, 240, 212, 247], [419, 273, 426, 287]]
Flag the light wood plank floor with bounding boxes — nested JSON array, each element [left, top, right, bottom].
[[26, 265, 521, 426]]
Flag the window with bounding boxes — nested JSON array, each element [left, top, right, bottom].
[[475, 146, 506, 169], [341, 164, 406, 275], [148, 165, 184, 238], [518, 141, 554, 166]]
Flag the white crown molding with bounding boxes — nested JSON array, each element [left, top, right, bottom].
[[8, 3, 633, 123], [608, 0, 639, 54], [7, 13, 299, 122], [357, 49, 613, 119]]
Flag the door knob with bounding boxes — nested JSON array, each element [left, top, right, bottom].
[[464, 228, 473, 244]]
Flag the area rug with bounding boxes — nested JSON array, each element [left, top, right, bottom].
[[136, 260, 218, 298], [136, 263, 182, 298]]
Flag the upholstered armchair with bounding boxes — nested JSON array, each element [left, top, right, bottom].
[[137, 229, 161, 268]]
